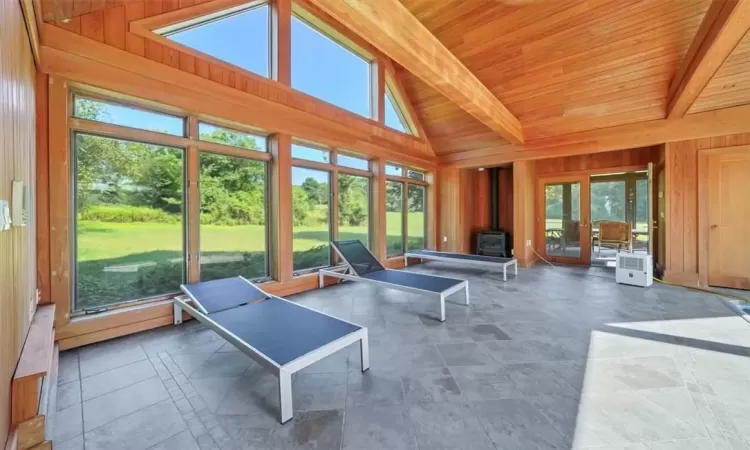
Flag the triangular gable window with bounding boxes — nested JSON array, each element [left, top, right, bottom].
[[384, 77, 417, 136], [159, 2, 270, 78]]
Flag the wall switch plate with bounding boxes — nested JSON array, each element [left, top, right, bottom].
[[443, 236, 448, 242], [526, 239, 532, 246], [0, 200, 10, 231], [11, 180, 27, 227]]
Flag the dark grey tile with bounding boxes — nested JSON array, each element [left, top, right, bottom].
[[347, 369, 404, 408], [169, 352, 215, 378], [148, 430, 199, 450], [85, 399, 187, 450], [343, 405, 418, 450], [54, 402, 83, 443], [401, 367, 463, 404], [83, 377, 169, 431], [78, 339, 148, 378], [190, 376, 237, 412], [82, 359, 157, 401], [58, 350, 80, 385], [57, 381, 81, 410], [437, 342, 495, 366], [217, 409, 344, 450], [292, 372, 347, 411], [190, 351, 252, 379], [408, 402, 494, 450], [55, 434, 84, 450], [471, 398, 571, 449]]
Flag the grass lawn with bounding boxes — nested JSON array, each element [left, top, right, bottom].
[[75, 212, 426, 310]]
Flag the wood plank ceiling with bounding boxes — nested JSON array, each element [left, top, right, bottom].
[[399, 0, 716, 154], [38, 0, 750, 157]]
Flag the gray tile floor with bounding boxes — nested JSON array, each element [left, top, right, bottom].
[[53, 264, 750, 450]]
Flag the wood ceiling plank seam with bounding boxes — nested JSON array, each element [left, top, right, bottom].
[[488, 21, 701, 90], [493, 7, 705, 83], [499, 55, 679, 105], [518, 80, 671, 124], [451, 0, 585, 56], [501, 63, 676, 108], [498, 38, 695, 96], [516, 0, 692, 58], [494, 38, 692, 97], [526, 108, 668, 140]]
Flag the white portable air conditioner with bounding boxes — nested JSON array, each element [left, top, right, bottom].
[[615, 253, 653, 287]]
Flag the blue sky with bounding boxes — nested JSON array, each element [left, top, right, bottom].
[[89, 3, 412, 186]]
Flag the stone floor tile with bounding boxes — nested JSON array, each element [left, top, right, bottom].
[[342, 405, 418, 450], [408, 402, 494, 450], [85, 399, 187, 450], [83, 377, 169, 431], [81, 359, 157, 401]]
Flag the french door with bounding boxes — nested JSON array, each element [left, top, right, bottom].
[[537, 175, 591, 265]]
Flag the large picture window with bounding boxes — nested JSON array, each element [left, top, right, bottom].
[[385, 165, 429, 256], [74, 133, 185, 311], [386, 180, 404, 256], [291, 13, 371, 117], [338, 173, 369, 248], [407, 185, 426, 250], [292, 166, 331, 271], [199, 153, 268, 282]]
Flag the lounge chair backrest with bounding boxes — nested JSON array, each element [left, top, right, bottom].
[[331, 240, 385, 276], [181, 276, 268, 314]]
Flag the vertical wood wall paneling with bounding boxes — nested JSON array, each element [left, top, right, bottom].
[[512, 161, 535, 267], [270, 133, 293, 281], [498, 168, 514, 235], [663, 132, 750, 285], [1, 0, 37, 445], [80, 10, 105, 42], [426, 170, 437, 250], [471, 169, 490, 251], [36, 73, 51, 304], [48, 76, 71, 327], [370, 159, 387, 260]]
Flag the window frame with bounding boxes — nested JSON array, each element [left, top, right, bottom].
[[385, 163, 429, 256], [70, 130, 189, 313], [290, 4, 375, 119], [67, 86, 273, 316], [290, 140, 373, 275], [150, 0, 273, 79], [384, 74, 419, 136]]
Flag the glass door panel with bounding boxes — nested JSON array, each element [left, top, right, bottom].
[[544, 181, 583, 259]]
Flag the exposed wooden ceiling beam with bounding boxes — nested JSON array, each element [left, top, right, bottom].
[[668, 0, 750, 118], [441, 103, 750, 168], [308, 0, 525, 144]]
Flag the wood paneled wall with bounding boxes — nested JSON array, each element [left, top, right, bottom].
[[535, 146, 660, 176], [467, 168, 514, 252], [512, 161, 535, 267], [437, 168, 473, 253], [0, 1, 37, 446], [664, 132, 750, 285]]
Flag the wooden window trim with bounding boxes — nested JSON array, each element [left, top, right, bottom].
[[130, 0, 272, 81]]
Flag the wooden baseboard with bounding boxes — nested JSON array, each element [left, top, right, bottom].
[[664, 271, 700, 286]]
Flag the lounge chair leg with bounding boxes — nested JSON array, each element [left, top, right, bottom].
[[464, 283, 470, 306], [514, 261, 518, 277], [439, 294, 446, 322], [360, 332, 370, 372], [173, 303, 182, 325], [403, 254, 408, 267], [503, 266, 507, 282], [279, 370, 293, 424], [318, 271, 324, 288]]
